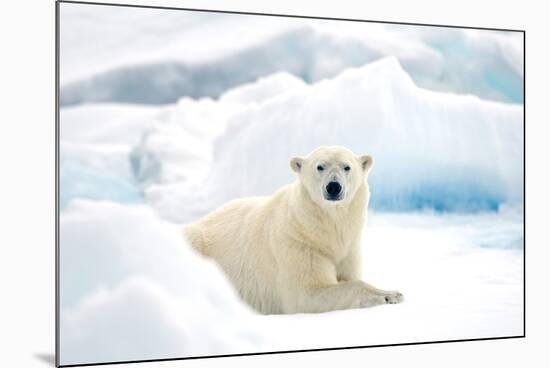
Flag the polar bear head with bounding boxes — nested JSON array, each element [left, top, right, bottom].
[[290, 146, 373, 206]]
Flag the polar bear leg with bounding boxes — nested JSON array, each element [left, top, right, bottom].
[[303, 280, 391, 312], [279, 248, 398, 313]]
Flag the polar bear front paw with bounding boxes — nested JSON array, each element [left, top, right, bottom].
[[355, 285, 404, 308], [383, 291, 404, 304]]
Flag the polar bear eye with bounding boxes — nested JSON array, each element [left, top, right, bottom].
[[344, 166, 351, 171], [317, 165, 324, 171]]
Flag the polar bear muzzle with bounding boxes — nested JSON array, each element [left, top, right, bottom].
[[324, 181, 343, 201]]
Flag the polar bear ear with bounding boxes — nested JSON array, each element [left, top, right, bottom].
[[359, 155, 374, 173], [290, 157, 304, 173]]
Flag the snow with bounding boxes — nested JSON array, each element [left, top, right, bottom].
[[59, 201, 523, 365], [60, 161, 142, 209], [60, 3, 523, 106], [59, 103, 160, 207], [58, 3, 524, 365]]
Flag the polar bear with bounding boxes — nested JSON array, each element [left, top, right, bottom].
[[183, 145, 403, 314]]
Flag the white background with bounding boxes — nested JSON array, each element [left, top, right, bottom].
[[0, 0, 548, 367]]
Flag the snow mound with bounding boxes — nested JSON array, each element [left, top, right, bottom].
[[123, 72, 308, 220], [59, 200, 265, 365], [130, 58, 522, 222], [60, 24, 377, 106]]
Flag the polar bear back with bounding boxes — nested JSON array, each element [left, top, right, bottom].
[[184, 187, 291, 313]]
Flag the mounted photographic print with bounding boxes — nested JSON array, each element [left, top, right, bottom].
[[56, 1, 525, 366]]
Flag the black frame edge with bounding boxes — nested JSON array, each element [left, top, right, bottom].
[[522, 30, 526, 338], [55, 0, 61, 367], [59, 336, 525, 368], [57, 0, 525, 33]]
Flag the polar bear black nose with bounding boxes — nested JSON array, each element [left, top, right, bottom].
[[326, 181, 342, 197]]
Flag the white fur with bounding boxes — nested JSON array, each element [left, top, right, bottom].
[[183, 146, 403, 314]]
